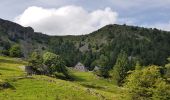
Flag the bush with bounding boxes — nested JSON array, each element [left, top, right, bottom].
[[43, 52, 71, 79], [165, 64, 170, 78], [28, 51, 43, 70], [124, 65, 170, 100], [9, 44, 22, 57], [27, 51, 72, 79], [165, 57, 170, 78]]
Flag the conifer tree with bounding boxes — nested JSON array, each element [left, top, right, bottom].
[[111, 51, 129, 85]]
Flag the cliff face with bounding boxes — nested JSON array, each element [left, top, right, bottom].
[[0, 18, 33, 39], [0, 18, 49, 57]]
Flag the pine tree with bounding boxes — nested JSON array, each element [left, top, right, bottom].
[[111, 51, 129, 85], [94, 54, 110, 77]]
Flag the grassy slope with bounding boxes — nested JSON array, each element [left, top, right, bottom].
[[0, 56, 124, 100]]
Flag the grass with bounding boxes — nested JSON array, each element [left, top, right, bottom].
[[0, 56, 27, 80], [0, 56, 124, 100]]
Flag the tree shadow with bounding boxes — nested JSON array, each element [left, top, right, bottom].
[[0, 58, 20, 64], [0, 81, 16, 90], [80, 83, 105, 90], [0, 67, 16, 71], [71, 75, 87, 82]]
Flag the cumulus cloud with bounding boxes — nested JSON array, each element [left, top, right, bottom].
[[14, 6, 118, 35]]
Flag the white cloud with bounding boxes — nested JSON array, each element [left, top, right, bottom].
[[14, 5, 118, 35]]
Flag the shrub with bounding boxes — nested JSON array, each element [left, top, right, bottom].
[[124, 65, 170, 100], [9, 44, 22, 57], [28, 51, 43, 70], [43, 52, 71, 79]]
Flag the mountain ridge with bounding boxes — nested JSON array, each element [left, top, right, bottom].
[[0, 18, 170, 69]]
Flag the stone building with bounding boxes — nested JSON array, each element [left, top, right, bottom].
[[74, 62, 88, 72]]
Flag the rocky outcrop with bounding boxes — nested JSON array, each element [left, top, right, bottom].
[[0, 18, 49, 57]]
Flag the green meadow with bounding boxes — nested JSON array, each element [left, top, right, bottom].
[[0, 56, 124, 100]]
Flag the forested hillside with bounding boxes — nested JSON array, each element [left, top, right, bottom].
[[0, 18, 170, 70]]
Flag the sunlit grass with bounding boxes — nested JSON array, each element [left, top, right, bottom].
[[72, 71, 123, 95], [0, 56, 124, 100], [0, 56, 27, 80]]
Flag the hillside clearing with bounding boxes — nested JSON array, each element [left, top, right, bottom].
[[0, 56, 124, 100]]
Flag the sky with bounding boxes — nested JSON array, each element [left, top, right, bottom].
[[0, 0, 170, 35]]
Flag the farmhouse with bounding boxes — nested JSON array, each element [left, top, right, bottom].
[[74, 62, 88, 72]]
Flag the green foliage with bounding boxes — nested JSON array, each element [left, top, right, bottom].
[[43, 52, 59, 68], [0, 49, 9, 56], [167, 57, 170, 62], [47, 25, 170, 71], [28, 51, 43, 70], [43, 52, 70, 78], [27, 51, 71, 78], [152, 79, 170, 100], [9, 44, 22, 57], [134, 61, 143, 70], [49, 39, 82, 67], [83, 50, 94, 69], [165, 64, 170, 78], [93, 54, 110, 77], [111, 51, 130, 85], [124, 65, 170, 100], [165, 57, 170, 78], [1, 19, 170, 72]]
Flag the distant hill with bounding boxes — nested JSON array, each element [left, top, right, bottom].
[[0, 18, 170, 69]]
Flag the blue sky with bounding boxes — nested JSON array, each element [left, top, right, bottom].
[[0, 0, 170, 35]]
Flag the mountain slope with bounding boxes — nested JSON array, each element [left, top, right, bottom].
[[0, 18, 170, 69], [0, 56, 123, 100], [0, 18, 49, 57], [48, 24, 170, 68]]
